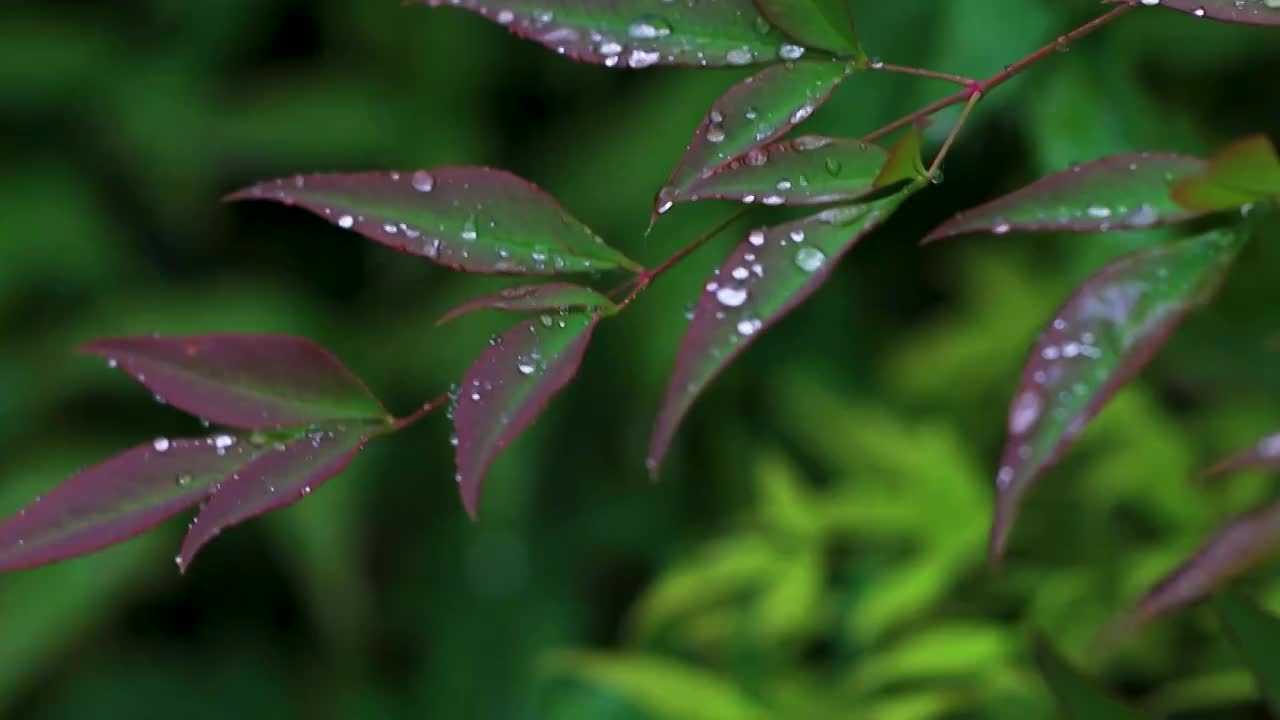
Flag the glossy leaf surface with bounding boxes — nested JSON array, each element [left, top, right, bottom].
[[454, 313, 598, 517], [229, 169, 642, 274], [1033, 636, 1141, 720], [990, 227, 1246, 560], [923, 153, 1206, 243], [754, 0, 862, 57], [83, 334, 389, 430], [1107, 0, 1280, 26], [437, 282, 618, 326], [677, 136, 887, 207], [1203, 432, 1280, 479], [1214, 592, 1280, 714]]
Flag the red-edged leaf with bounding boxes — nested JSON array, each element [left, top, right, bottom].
[[454, 312, 598, 517], [990, 227, 1247, 560], [416, 0, 800, 68], [872, 126, 929, 189], [648, 190, 912, 474], [923, 153, 1207, 243], [1203, 432, 1280, 479], [656, 60, 853, 216], [754, 0, 863, 58], [437, 282, 618, 326], [176, 424, 373, 572], [1106, 0, 1280, 26], [83, 334, 390, 430], [228, 169, 642, 274], [0, 434, 265, 573], [678, 136, 887, 207]]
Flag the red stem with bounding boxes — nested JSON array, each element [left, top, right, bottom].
[[617, 209, 748, 310], [869, 61, 974, 88], [391, 392, 450, 432]]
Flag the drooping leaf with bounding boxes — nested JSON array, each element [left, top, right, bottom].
[[656, 60, 853, 215], [648, 190, 911, 473], [436, 282, 618, 326], [1213, 592, 1280, 714], [922, 153, 1207, 243], [544, 652, 766, 720], [1201, 134, 1280, 196], [82, 334, 390, 430], [1203, 431, 1280, 479], [417, 0, 799, 68], [990, 227, 1247, 560], [1033, 635, 1142, 720], [176, 424, 373, 572], [872, 125, 929, 189], [454, 312, 599, 517], [1106, 0, 1280, 27], [228, 169, 642, 274], [754, 0, 863, 58]]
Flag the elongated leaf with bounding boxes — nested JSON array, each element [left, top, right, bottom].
[[177, 424, 372, 572], [0, 434, 265, 573], [418, 0, 798, 68], [754, 0, 863, 58], [1204, 432, 1280, 479], [656, 60, 853, 215], [1106, 0, 1280, 27], [1202, 134, 1280, 195], [677, 136, 886, 207], [648, 190, 911, 473], [1171, 177, 1264, 212], [873, 126, 928, 189], [437, 282, 618, 326], [454, 312, 598, 517], [990, 227, 1247, 560], [545, 652, 766, 720], [1033, 635, 1142, 720], [923, 153, 1207, 243], [229, 169, 642, 274], [1214, 592, 1280, 714], [83, 334, 390, 430]]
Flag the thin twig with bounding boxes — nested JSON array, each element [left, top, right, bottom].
[[617, 208, 748, 310], [929, 91, 982, 176], [870, 61, 975, 88], [392, 392, 450, 431]]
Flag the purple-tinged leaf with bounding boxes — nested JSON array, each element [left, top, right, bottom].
[[454, 312, 599, 518], [229, 169, 642, 274], [754, 0, 863, 58], [648, 190, 912, 474], [678, 136, 887, 207], [416, 0, 799, 68], [83, 334, 390, 430], [437, 282, 618, 326], [1105, 0, 1280, 27], [1203, 431, 1280, 479], [655, 60, 854, 216], [923, 153, 1207, 243], [0, 434, 266, 573], [990, 227, 1247, 561], [872, 126, 929, 189], [177, 424, 373, 572]]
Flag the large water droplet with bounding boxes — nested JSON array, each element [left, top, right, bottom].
[[411, 171, 435, 192], [794, 247, 825, 273], [627, 15, 673, 39], [714, 286, 749, 307]]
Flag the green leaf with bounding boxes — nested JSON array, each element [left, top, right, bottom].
[[544, 652, 766, 720], [1174, 135, 1280, 211], [873, 126, 929, 189], [1033, 635, 1142, 720], [679, 136, 888, 207], [1215, 592, 1280, 714], [754, 0, 864, 58]]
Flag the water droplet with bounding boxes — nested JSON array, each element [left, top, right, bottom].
[[176, 472, 194, 487], [778, 43, 805, 61], [1009, 391, 1041, 435], [153, 437, 171, 453], [748, 229, 766, 246], [736, 318, 762, 336], [714, 286, 749, 307], [794, 247, 825, 273], [627, 15, 672, 39], [825, 158, 842, 176], [411, 171, 435, 192], [726, 47, 753, 65], [706, 125, 726, 143], [337, 215, 355, 229]]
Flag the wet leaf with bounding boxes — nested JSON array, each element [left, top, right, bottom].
[[228, 169, 642, 274], [754, 0, 863, 58], [873, 125, 929, 189], [656, 60, 853, 215], [1033, 635, 1141, 720], [83, 334, 390, 430], [648, 190, 911, 473], [923, 153, 1207, 243], [1214, 592, 1280, 714], [436, 282, 618, 326], [990, 227, 1247, 560], [1203, 431, 1280, 479], [1106, 0, 1280, 27], [416, 0, 797, 68], [677, 136, 887, 207], [454, 313, 598, 517]]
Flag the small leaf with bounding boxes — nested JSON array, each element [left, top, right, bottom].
[[417, 0, 798, 68], [753, 0, 863, 58], [656, 60, 853, 215], [872, 126, 929, 189], [990, 227, 1247, 560], [1171, 177, 1264, 212], [454, 312, 598, 517], [1214, 592, 1280, 714], [176, 424, 373, 572], [1106, 0, 1280, 27], [923, 153, 1207, 243], [678, 136, 887, 207], [544, 652, 766, 720], [648, 190, 911, 473], [228, 169, 642, 274], [1033, 634, 1142, 720], [436, 282, 618, 326], [1201, 134, 1280, 196], [1203, 431, 1280, 479], [83, 334, 390, 430]]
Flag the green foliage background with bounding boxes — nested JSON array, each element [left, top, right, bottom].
[[0, 0, 1278, 718]]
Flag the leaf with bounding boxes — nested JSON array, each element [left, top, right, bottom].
[[753, 0, 863, 58], [678, 136, 887, 207], [1033, 635, 1142, 720], [228, 169, 642, 274], [1201, 134, 1280, 196], [922, 153, 1207, 243], [873, 126, 929, 189], [416, 0, 798, 68], [1203, 431, 1280, 479], [648, 190, 910, 474], [1214, 592, 1280, 714], [1106, 0, 1280, 27], [1171, 177, 1265, 212], [990, 227, 1247, 560], [544, 652, 766, 720], [436, 282, 618, 326], [82, 334, 390, 430], [656, 60, 853, 215], [176, 424, 373, 572], [454, 312, 598, 517]]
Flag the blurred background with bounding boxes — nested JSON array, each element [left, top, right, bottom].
[[1, 0, 1278, 718]]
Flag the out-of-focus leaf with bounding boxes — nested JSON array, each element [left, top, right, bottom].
[[648, 190, 910, 474], [1107, 0, 1280, 27], [923, 153, 1206, 243], [873, 126, 928, 189], [1171, 177, 1265, 212], [752, 547, 823, 642], [1203, 431, 1280, 479], [417, 0, 797, 67], [437, 282, 618, 326], [454, 312, 598, 517], [1033, 635, 1141, 720], [754, 0, 863, 58], [848, 623, 1013, 693], [678, 136, 887, 207], [1201, 134, 1280, 195], [82, 334, 390, 429], [545, 652, 766, 720], [656, 61, 853, 215], [228, 169, 642, 274], [1214, 592, 1280, 714], [990, 227, 1247, 560]]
